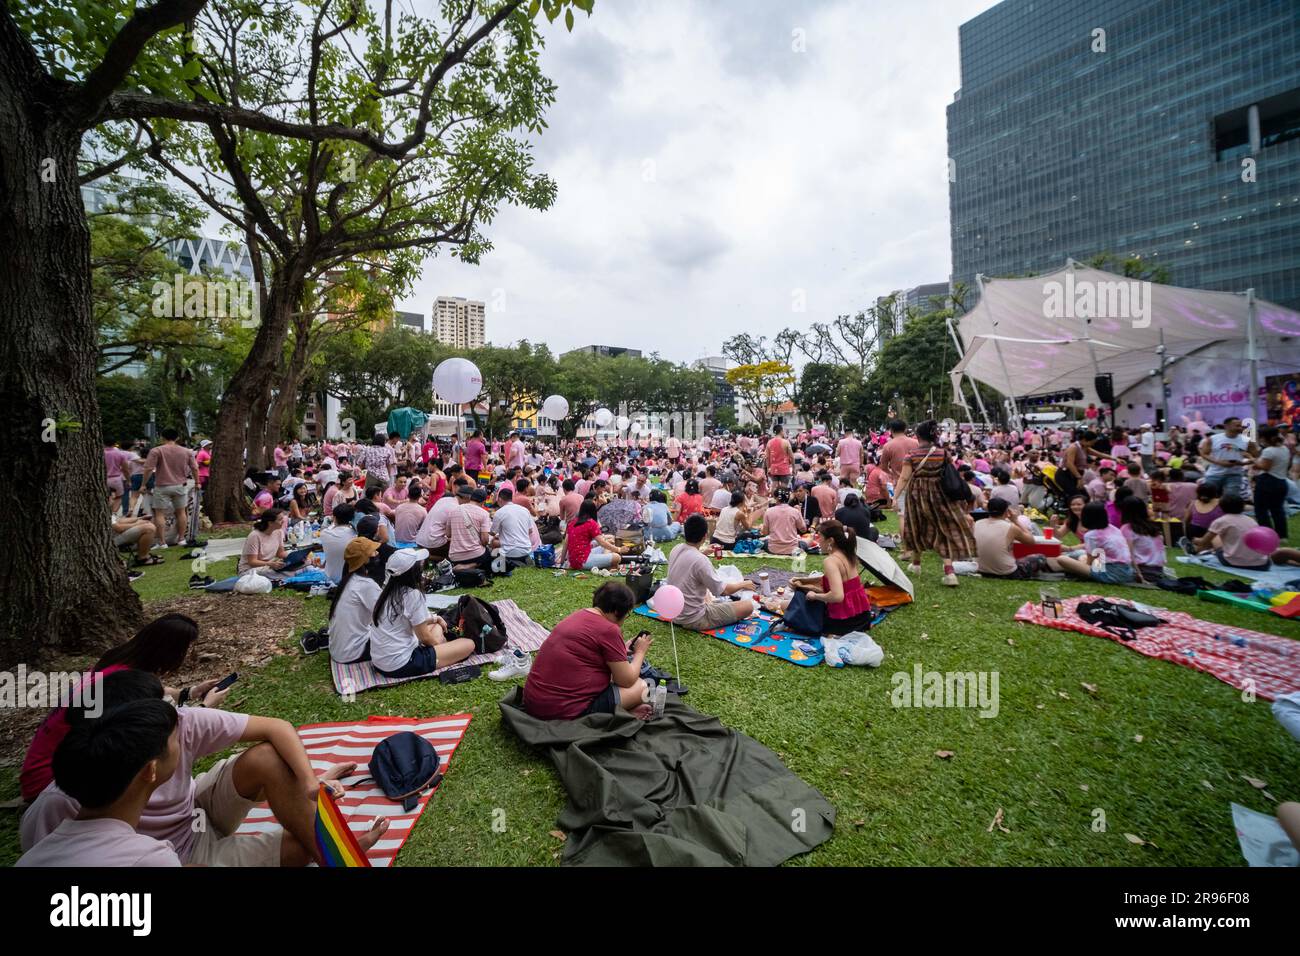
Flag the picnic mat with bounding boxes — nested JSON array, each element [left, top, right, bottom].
[[635, 603, 824, 666], [235, 714, 471, 867], [498, 688, 834, 866], [330, 598, 550, 695], [1014, 594, 1300, 701], [1176, 554, 1300, 590]]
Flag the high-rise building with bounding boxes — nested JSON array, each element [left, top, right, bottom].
[[874, 282, 950, 343], [948, 0, 1300, 310], [432, 296, 486, 348], [561, 344, 643, 359], [695, 356, 738, 432], [395, 310, 425, 332]]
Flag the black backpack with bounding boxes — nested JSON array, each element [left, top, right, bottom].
[[1076, 599, 1164, 641], [369, 732, 442, 811]]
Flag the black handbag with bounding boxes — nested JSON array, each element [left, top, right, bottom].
[[1076, 599, 1163, 641], [939, 456, 972, 503], [781, 591, 826, 636]]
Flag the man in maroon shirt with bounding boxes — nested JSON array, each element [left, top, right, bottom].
[[522, 582, 665, 720]]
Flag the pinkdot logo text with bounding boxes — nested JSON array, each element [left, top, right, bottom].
[[1182, 388, 1260, 408]]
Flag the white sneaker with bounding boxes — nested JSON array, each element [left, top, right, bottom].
[[941, 572, 959, 587], [488, 649, 532, 681], [908, 563, 922, 574]]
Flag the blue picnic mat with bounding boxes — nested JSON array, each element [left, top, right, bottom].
[[635, 604, 824, 667]]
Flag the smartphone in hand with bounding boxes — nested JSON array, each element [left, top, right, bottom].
[[215, 672, 239, 691]]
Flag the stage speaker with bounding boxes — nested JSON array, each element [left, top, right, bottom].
[[1094, 373, 1115, 406]]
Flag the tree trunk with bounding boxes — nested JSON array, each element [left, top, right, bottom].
[[205, 272, 302, 523], [268, 320, 311, 445], [0, 56, 142, 663]]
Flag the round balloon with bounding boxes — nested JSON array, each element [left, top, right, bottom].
[[616, 415, 630, 431], [1243, 526, 1280, 555], [654, 584, 684, 621], [432, 357, 482, 405], [541, 394, 569, 421], [595, 407, 614, 427]]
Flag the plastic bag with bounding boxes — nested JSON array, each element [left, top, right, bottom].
[[716, 564, 744, 584], [822, 631, 884, 668], [234, 571, 272, 594]]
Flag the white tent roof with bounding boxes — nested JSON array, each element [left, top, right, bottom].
[[950, 263, 1300, 409]]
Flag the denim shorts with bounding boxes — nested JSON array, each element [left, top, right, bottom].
[[1091, 563, 1135, 585]]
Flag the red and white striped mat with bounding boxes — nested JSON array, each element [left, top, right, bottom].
[[235, 714, 471, 867]]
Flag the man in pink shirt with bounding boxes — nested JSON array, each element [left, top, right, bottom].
[[836, 430, 863, 486], [765, 425, 794, 487], [393, 483, 429, 543], [140, 428, 199, 547], [449, 486, 492, 569], [878, 419, 919, 483], [810, 472, 838, 523], [415, 477, 465, 560], [103, 440, 133, 514]]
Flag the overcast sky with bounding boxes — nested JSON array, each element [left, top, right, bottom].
[[404, 0, 994, 363]]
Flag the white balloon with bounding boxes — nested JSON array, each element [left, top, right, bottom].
[[594, 407, 614, 427], [432, 358, 482, 405], [541, 394, 569, 421], [616, 415, 630, 431]]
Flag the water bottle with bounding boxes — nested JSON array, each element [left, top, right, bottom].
[[792, 549, 807, 573], [1092, 549, 1106, 574]]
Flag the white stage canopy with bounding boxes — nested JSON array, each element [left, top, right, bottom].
[[949, 262, 1300, 423]]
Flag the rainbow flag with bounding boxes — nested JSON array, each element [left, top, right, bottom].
[[314, 783, 371, 867]]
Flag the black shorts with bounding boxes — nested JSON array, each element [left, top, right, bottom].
[[824, 609, 875, 636], [582, 682, 619, 716]]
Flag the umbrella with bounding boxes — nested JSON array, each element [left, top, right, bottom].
[[855, 537, 914, 598], [806, 442, 831, 454]]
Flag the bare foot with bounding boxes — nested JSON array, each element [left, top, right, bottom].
[[319, 762, 358, 798], [355, 816, 391, 852], [632, 703, 653, 720]]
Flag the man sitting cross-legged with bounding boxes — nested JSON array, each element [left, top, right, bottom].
[[21, 670, 388, 866]]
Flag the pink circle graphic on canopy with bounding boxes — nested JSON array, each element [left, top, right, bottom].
[[1260, 308, 1300, 336], [1174, 303, 1236, 332], [1243, 526, 1279, 556], [653, 585, 684, 621]]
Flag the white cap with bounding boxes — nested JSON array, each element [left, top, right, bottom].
[[385, 548, 429, 579]]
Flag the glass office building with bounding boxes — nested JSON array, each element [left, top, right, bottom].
[[948, 0, 1300, 309]]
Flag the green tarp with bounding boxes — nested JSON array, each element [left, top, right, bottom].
[[499, 688, 835, 866], [385, 407, 427, 439]]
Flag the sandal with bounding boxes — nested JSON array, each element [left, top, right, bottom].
[[135, 555, 164, 567]]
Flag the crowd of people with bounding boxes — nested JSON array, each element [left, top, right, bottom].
[[55, 411, 1298, 866]]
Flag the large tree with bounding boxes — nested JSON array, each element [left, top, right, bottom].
[[0, 0, 589, 661]]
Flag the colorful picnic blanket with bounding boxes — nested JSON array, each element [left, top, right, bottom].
[[1175, 554, 1300, 590], [1014, 594, 1300, 701], [635, 603, 824, 666], [329, 598, 550, 695], [235, 714, 470, 867]]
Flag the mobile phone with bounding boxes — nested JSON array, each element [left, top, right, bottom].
[[215, 672, 239, 691]]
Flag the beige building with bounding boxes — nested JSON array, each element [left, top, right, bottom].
[[432, 296, 486, 349]]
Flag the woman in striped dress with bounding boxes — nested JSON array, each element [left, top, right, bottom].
[[895, 420, 976, 587]]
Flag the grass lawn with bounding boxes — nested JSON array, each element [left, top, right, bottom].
[[3, 514, 1297, 867]]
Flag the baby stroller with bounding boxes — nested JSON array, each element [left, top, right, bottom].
[[1028, 463, 1069, 515]]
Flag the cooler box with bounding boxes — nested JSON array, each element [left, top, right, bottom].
[[1013, 538, 1062, 560]]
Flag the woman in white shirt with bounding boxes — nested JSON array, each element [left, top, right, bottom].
[[325, 537, 385, 663], [366, 549, 482, 678]]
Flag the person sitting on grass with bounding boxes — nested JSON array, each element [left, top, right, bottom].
[[1119, 495, 1167, 583], [366, 548, 484, 679], [560, 499, 628, 570], [973, 497, 1049, 579], [312, 537, 385, 661], [1180, 482, 1223, 551], [239, 508, 289, 578], [762, 486, 807, 555], [667, 514, 756, 631], [645, 489, 682, 542], [790, 520, 875, 634], [112, 506, 160, 567], [21, 670, 388, 866], [18, 695, 183, 867], [1049, 493, 1089, 545], [1184, 493, 1273, 569], [521, 581, 666, 721], [19, 613, 225, 802], [711, 490, 752, 550], [1053, 501, 1136, 585], [834, 492, 878, 542]]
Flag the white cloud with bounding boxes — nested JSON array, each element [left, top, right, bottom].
[[405, 0, 992, 361]]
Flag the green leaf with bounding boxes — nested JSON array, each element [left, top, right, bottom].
[[565, 8, 574, 31]]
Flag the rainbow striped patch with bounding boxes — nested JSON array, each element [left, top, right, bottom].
[[315, 784, 371, 867]]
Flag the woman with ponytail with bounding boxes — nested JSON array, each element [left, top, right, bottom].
[[791, 520, 873, 634]]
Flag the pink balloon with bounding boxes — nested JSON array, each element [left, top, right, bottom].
[[653, 584, 684, 621], [1243, 526, 1280, 556]]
